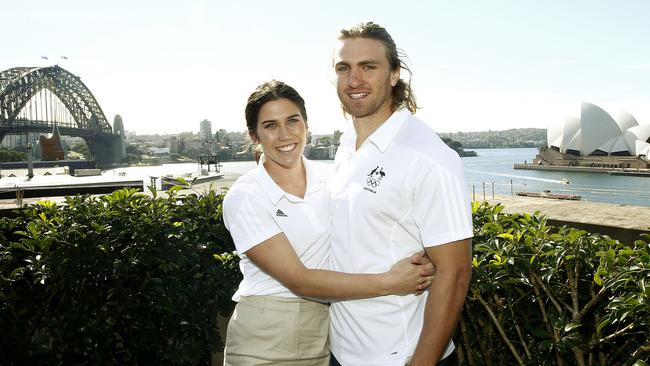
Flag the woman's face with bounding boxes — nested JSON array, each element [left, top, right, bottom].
[[252, 98, 307, 171]]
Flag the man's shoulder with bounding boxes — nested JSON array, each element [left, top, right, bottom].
[[394, 114, 460, 165]]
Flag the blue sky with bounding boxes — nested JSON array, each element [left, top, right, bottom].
[[2, 0, 649, 135]]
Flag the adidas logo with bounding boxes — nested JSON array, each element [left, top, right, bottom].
[[276, 209, 287, 217]]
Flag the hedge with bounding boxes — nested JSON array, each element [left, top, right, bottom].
[[1, 189, 648, 365], [0, 187, 241, 365], [460, 202, 649, 365]]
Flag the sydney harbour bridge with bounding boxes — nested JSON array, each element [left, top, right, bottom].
[[0, 65, 125, 166]]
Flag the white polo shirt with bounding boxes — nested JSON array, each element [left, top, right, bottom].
[[328, 108, 473, 366], [223, 157, 331, 301]]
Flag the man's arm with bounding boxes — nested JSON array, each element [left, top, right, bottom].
[[409, 238, 472, 365]]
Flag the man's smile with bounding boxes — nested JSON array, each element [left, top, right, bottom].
[[348, 92, 369, 99]]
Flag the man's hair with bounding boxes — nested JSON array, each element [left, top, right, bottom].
[[338, 22, 417, 113]]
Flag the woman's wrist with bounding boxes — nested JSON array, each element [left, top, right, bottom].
[[378, 272, 394, 296]]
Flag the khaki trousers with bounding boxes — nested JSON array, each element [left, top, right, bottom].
[[224, 296, 330, 366]]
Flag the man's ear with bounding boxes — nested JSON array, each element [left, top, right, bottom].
[[390, 68, 400, 87]]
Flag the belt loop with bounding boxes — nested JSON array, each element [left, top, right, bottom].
[[259, 296, 265, 313]]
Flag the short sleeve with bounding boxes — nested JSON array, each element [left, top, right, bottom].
[[411, 158, 473, 247], [223, 191, 282, 255]]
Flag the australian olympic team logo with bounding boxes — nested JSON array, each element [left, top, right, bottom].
[[366, 166, 386, 189]]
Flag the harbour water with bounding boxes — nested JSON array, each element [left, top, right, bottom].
[[213, 148, 650, 207], [2, 148, 648, 207]]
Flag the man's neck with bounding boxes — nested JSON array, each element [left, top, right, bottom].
[[353, 109, 394, 150]]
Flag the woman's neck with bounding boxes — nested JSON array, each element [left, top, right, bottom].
[[263, 159, 307, 199]]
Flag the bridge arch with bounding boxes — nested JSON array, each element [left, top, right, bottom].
[[0, 66, 112, 133], [0, 66, 124, 166]]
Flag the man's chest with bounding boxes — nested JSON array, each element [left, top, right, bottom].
[[329, 150, 414, 222]]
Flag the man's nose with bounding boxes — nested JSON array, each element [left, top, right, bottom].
[[348, 68, 362, 88]]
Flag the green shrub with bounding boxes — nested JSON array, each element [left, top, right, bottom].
[[2, 189, 649, 365], [0, 188, 240, 365], [459, 201, 650, 366]]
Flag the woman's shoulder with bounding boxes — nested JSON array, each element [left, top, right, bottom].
[[223, 170, 263, 209]]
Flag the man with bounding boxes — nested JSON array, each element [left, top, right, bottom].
[[328, 22, 474, 366]]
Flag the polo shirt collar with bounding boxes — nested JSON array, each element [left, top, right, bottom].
[[339, 108, 411, 153], [253, 155, 320, 206], [367, 108, 411, 152]]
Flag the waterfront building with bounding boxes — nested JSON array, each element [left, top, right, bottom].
[[531, 102, 650, 170]]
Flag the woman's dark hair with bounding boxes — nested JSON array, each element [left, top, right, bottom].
[[338, 22, 417, 113], [244, 80, 308, 162], [245, 80, 308, 138]]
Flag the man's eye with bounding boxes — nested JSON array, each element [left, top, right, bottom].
[[264, 123, 276, 129], [336, 66, 349, 72], [363, 65, 375, 70]]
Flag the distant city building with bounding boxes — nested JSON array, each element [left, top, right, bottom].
[[148, 147, 170, 156], [167, 137, 185, 154], [199, 119, 212, 142], [1, 133, 29, 149], [125, 130, 137, 139]]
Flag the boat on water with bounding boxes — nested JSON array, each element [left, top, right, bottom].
[[516, 190, 582, 201], [560, 178, 571, 184]]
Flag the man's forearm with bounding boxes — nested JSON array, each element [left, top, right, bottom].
[[409, 266, 471, 365]]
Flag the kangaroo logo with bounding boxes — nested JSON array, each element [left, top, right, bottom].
[[366, 166, 386, 188]]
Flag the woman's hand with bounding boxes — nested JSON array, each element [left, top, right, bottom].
[[384, 251, 435, 296]]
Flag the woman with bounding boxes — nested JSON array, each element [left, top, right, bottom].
[[222, 80, 432, 365]]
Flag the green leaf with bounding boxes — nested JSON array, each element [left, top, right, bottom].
[[497, 233, 514, 241], [564, 322, 582, 332], [596, 319, 610, 334], [594, 273, 603, 286]]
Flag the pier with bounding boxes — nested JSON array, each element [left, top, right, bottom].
[[485, 194, 650, 244], [514, 163, 650, 177]]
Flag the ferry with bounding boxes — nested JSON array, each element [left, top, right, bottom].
[[516, 190, 582, 201]]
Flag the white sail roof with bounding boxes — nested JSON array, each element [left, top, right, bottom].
[[549, 102, 649, 158]]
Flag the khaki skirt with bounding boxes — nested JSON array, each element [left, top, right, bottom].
[[224, 296, 330, 366]]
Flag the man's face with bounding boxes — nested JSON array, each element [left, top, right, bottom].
[[334, 37, 400, 121]]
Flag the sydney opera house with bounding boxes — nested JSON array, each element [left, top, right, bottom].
[[528, 102, 650, 172]]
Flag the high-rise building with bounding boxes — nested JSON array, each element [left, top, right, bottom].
[[199, 119, 212, 142]]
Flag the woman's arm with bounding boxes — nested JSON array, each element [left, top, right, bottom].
[[245, 232, 433, 300]]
